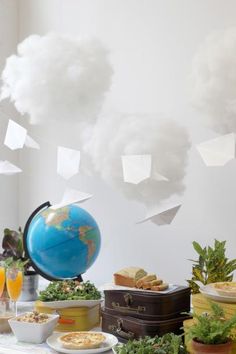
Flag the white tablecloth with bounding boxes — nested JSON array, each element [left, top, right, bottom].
[[0, 302, 113, 354], [0, 333, 113, 353]]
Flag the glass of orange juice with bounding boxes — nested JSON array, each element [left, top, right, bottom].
[[6, 267, 23, 315], [0, 266, 5, 298]]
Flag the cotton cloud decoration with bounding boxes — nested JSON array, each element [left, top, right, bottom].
[[83, 114, 191, 209], [0, 33, 113, 124], [191, 28, 236, 133], [0, 32, 191, 214]]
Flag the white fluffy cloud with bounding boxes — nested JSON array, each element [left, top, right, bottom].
[[191, 28, 236, 133], [83, 114, 191, 208], [0, 33, 113, 124]]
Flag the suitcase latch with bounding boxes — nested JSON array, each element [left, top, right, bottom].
[[124, 293, 132, 306], [108, 319, 134, 340]]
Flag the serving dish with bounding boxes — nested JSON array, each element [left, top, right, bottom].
[[101, 283, 179, 294], [200, 285, 236, 303], [8, 312, 59, 343], [46, 331, 118, 354], [39, 299, 102, 309]]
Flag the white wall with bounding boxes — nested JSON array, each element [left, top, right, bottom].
[[16, 0, 236, 285], [0, 0, 19, 233]]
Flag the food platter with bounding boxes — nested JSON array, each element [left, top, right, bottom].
[[46, 332, 118, 354], [39, 299, 102, 309], [100, 283, 180, 294], [200, 284, 236, 303]]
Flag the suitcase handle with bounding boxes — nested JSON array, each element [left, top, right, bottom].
[[112, 301, 146, 314], [111, 293, 146, 314], [108, 319, 134, 340]]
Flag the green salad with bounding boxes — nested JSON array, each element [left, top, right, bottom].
[[114, 334, 187, 354], [38, 280, 101, 301]]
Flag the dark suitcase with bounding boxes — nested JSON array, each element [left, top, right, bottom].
[[101, 309, 190, 342], [104, 286, 191, 320]]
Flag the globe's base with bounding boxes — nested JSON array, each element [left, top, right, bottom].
[[76, 274, 83, 282]]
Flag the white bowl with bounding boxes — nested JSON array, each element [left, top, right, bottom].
[[8, 312, 59, 344]]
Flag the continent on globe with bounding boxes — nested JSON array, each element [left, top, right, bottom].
[[42, 207, 69, 230], [79, 226, 97, 265]]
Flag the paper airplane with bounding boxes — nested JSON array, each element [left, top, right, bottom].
[[25, 134, 40, 149], [196, 133, 235, 166], [121, 154, 152, 184], [137, 204, 181, 226], [152, 171, 169, 182], [4, 119, 40, 150], [4, 119, 27, 150], [51, 188, 92, 210], [57, 146, 81, 179], [0, 160, 22, 175]]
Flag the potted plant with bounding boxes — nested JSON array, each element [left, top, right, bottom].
[[186, 302, 236, 354], [0, 227, 39, 301], [187, 239, 236, 294]]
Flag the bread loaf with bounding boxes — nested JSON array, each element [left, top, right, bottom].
[[151, 283, 169, 291], [142, 279, 163, 289], [136, 274, 157, 288], [114, 267, 147, 288]]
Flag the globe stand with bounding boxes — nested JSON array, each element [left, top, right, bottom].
[[76, 275, 83, 282]]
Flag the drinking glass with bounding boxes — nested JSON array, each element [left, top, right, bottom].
[[6, 267, 23, 315], [0, 266, 5, 298]]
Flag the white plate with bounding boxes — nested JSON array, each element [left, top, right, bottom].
[[46, 332, 118, 354], [40, 299, 102, 309], [100, 283, 180, 294], [200, 285, 236, 303]]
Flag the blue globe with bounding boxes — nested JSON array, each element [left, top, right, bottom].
[[25, 204, 101, 280]]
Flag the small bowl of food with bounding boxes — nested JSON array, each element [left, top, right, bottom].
[[211, 282, 236, 297], [8, 311, 59, 343]]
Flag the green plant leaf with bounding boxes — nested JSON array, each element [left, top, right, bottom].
[[192, 242, 205, 257], [1, 227, 31, 274], [192, 267, 204, 283]]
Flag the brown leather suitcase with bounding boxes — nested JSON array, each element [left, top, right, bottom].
[[103, 286, 191, 320], [101, 309, 190, 342]]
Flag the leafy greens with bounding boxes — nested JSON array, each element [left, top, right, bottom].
[[114, 333, 187, 354], [38, 280, 101, 301]]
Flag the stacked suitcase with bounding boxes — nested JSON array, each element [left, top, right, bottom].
[[102, 286, 191, 342]]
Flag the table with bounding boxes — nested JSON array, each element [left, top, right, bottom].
[[0, 302, 114, 354]]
